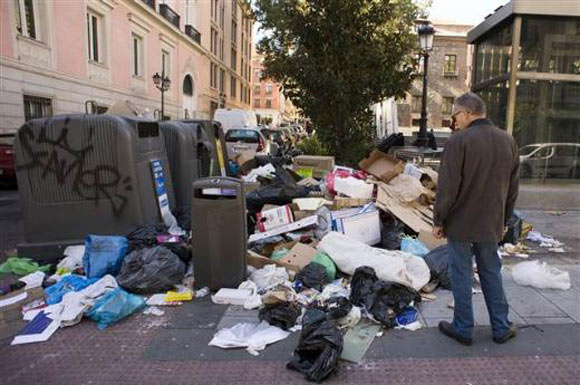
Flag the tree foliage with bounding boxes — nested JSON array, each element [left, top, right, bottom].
[[255, 0, 420, 164]]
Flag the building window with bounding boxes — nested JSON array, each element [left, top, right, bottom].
[[210, 62, 217, 89], [220, 0, 224, 29], [23, 95, 52, 121], [231, 48, 237, 71], [444, 54, 457, 75], [162, 49, 171, 78], [253, 85, 260, 94], [219, 68, 225, 92], [232, 0, 238, 19], [230, 76, 237, 99], [231, 20, 237, 44], [220, 37, 224, 60], [442, 97, 454, 115], [411, 118, 421, 127], [442, 119, 452, 128], [254, 99, 260, 108], [86, 10, 102, 62], [210, 28, 218, 56], [211, 0, 218, 21], [14, 0, 37, 39], [266, 84, 272, 95], [411, 95, 422, 113], [132, 34, 143, 77], [266, 99, 272, 108]]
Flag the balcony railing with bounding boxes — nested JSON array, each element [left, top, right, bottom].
[[185, 24, 201, 44], [141, 0, 155, 10], [159, 4, 180, 29]]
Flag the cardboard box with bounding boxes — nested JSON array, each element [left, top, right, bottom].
[[418, 231, 446, 251], [293, 156, 335, 178], [234, 150, 256, 167], [256, 205, 294, 232], [278, 243, 318, 271], [359, 150, 404, 183], [211, 288, 254, 306], [332, 209, 381, 245], [332, 197, 373, 210]]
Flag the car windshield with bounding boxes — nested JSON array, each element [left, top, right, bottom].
[[225, 129, 260, 144], [519, 145, 541, 156]]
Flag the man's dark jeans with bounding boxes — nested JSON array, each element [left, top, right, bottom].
[[448, 241, 511, 339]]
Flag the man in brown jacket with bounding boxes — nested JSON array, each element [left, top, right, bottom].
[[433, 92, 519, 346]]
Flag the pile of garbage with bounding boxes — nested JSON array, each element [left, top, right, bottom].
[[0, 142, 571, 382]]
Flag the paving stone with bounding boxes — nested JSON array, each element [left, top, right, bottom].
[[508, 287, 568, 318], [523, 317, 575, 325]]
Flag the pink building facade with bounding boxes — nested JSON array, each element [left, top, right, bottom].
[[0, 0, 253, 133]]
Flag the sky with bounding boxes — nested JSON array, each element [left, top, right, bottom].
[[427, 0, 509, 25], [252, 0, 510, 43]]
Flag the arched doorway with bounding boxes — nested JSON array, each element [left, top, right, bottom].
[[183, 74, 196, 119]]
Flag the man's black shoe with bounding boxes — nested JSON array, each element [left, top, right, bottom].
[[438, 321, 473, 346], [493, 323, 517, 344]]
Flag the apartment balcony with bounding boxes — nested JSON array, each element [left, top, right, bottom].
[[159, 3, 180, 29], [141, 0, 155, 10], [185, 24, 201, 44]]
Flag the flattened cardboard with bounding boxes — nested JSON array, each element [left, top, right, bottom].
[[293, 156, 335, 178], [234, 150, 256, 167], [247, 215, 319, 243], [376, 183, 433, 234], [359, 150, 404, 183], [418, 231, 446, 251]]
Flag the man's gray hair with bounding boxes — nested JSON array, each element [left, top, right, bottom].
[[454, 92, 486, 116]]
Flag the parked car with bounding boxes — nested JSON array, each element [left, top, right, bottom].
[[519, 143, 580, 179], [0, 134, 16, 185], [225, 127, 271, 159], [213, 109, 258, 131]]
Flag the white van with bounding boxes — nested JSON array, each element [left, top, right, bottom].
[[213, 109, 258, 131]]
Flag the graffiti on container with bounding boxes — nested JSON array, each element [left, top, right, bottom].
[[16, 118, 132, 217]]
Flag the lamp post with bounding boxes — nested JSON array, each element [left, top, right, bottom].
[[416, 22, 435, 147], [152, 61, 171, 120]]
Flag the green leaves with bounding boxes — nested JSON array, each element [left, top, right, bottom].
[[255, 0, 419, 164]]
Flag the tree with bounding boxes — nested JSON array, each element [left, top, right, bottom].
[[255, 0, 420, 165]]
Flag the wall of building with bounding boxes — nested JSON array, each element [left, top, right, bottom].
[[251, 52, 285, 125], [398, 22, 472, 133], [0, 0, 253, 133]]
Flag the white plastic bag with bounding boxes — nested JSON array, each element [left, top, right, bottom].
[[208, 321, 290, 356], [249, 264, 290, 291], [318, 232, 430, 291], [511, 260, 571, 290]]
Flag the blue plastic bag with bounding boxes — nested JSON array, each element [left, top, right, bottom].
[[83, 235, 129, 279], [396, 306, 419, 326], [87, 287, 146, 330], [45, 275, 98, 305], [400, 236, 429, 257]]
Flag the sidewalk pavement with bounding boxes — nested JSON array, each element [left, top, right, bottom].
[[1, 193, 579, 384]]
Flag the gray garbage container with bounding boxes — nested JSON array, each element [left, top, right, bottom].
[[14, 114, 175, 262], [191, 177, 246, 290], [181, 120, 232, 177], [160, 121, 213, 212]]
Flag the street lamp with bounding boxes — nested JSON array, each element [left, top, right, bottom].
[[152, 62, 171, 120], [415, 22, 435, 147]]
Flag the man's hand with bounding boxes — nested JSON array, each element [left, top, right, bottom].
[[432, 226, 445, 239]]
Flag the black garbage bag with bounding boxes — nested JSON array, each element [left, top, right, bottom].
[[259, 302, 301, 330], [377, 133, 404, 153], [116, 246, 186, 294], [364, 281, 421, 326], [350, 266, 421, 327], [326, 296, 352, 320], [295, 263, 328, 292], [349, 266, 378, 306], [287, 309, 343, 383], [126, 223, 167, 251], [424, 244, 452, 290], [126, 223, 191, 263]]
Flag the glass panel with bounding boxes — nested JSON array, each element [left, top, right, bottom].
[[520, 16, 580, 74], [92, 15, 99, 62], [225, 129, 259, 143], [475, 80, 509, 129], [473, 20, 513, 86], [24, 0, 35, 39], [514, 80, 580, 180]]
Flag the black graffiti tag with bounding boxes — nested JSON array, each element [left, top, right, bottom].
[[17, 118, 132, 217]]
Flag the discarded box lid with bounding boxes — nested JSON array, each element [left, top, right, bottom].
[[211, 288, 254, 306], [278, 243, 318, 271], [248, 215, 320, 243], [293, 155, 335, 171], [359, 150, 404, 183]]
